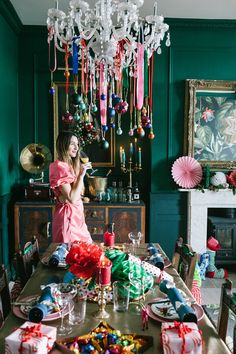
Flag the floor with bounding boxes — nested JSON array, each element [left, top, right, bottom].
[[201, 265, 236, 305]]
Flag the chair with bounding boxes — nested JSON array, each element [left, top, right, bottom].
[[217, 279, 236, 353], [172, 237, 198, 291], [15, 236, 40, 287], [0, 264, 11, 326]]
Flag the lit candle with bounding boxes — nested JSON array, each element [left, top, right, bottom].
[[138, 147, 142, 167], [97, 257, 112, 286], [122, 149, 126, 164], [129, 143, 133, 159], [120, 146, 123, 164]]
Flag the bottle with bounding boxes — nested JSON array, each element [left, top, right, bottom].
[[117, 181, 123, 202], [111, 181, 118, 202], [132, 183, 140, 202], [104, 223, 115, 247]]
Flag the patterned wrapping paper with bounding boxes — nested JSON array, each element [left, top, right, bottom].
[[161, 322, 202, 354], [128, 254, 173, 283], [5, 321, 57, 354]]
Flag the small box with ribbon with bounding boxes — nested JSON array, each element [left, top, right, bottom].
[[5, 321, 57, 354]]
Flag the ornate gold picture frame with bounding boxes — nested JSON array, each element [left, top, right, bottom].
[[184, 79, 236, 170], [53, 82, 115, 167]]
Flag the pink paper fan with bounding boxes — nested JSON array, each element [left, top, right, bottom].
[[171, 156, 203, 188]]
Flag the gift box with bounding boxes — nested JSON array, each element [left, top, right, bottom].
[[5, 321, 57, 354], [161, 321, 202, 354]]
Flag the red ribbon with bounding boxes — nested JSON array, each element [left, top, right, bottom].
[[162, 321, 202, 354], [18, 324, 52, 353]]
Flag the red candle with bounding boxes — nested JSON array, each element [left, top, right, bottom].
[[97, 258, 112, 286], [104, 223, 115, 247]]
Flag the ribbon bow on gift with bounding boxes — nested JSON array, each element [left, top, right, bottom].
[[18, 324, 52, 353], [162, 321, 202, 354]]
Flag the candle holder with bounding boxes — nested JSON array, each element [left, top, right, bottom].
[[121, 158, 142, 202], [92, 284, 110, 319]]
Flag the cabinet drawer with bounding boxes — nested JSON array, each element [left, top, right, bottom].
[[84, 208, 105, 221]]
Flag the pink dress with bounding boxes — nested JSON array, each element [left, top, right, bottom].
[[49, 160, 92, 243]]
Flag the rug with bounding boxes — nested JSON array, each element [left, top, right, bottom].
[[203, 304, 235, 352]]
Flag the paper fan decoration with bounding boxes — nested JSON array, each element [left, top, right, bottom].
[[171, 156, 203, 188]]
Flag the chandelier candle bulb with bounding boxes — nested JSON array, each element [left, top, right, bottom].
[[129, 143, 133, 158], [98, 258, 112, 286], [138, 147, 142, 168]]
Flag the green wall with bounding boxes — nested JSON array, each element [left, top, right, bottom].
[[2, 0, 236, 264]]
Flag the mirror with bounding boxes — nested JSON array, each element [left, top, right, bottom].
[[53, 82, 115, 167]]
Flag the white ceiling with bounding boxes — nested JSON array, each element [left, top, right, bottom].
[[9, 0, 236, 26]]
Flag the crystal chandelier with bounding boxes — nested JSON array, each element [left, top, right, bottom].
[[47, 0, 170, 144]]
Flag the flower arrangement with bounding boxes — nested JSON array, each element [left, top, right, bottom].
[[65, 241, 103, 280]]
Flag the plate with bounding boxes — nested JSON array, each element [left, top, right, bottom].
[[12, 295, 72, 322], [146, 298, 204, 322], [41, 255, 69, 269]]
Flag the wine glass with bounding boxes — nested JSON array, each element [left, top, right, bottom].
[[128, 231, 143, 256], [80, 150, 98, 175]]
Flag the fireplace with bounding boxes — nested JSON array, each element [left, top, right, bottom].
[[208, 212, 236, 264], [181, 189, 236, 259]]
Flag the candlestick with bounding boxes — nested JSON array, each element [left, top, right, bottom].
[[104, 223, 115, 247], [97, 258, 112, 286]]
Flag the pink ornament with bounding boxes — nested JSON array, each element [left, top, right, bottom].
[[62, 111, 73, 124], [141, 116, 150, 127], [129, 129, 134, 136], [171, 156, 203, 189], [114, 101, 128, 114]]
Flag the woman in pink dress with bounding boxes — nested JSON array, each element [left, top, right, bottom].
[[49, 131, 93, 243]]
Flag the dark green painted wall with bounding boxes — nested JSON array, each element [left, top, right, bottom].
[[2, 1, 236, 264]]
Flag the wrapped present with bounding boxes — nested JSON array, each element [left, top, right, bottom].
[[161, 321, 202, 354], [5, 321, 57, 354], [129, 254, 173, 283]]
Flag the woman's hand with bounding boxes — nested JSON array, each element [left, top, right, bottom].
[[80, 162, 92, 177]]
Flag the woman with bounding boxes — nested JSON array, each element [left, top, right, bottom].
[[49, 131, 93, 243]]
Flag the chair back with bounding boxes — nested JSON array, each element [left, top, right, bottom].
[[16, 236, 40, 286], [217, 279, 236, 353], [172, 237, 197, 290], [0, 264, 11, 326]]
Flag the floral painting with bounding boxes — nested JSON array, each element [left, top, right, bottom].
[[184, 80, 236, 169]]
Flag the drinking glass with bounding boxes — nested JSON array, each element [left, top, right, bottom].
[[69, 295, 87, 325], [128, 231, 143, 255], [128, 277, 143, 315], [80, 150, 98, 175], [57, 297, 73, 336], [113, 281, 130, 312]]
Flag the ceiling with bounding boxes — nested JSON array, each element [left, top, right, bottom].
[[9, 0, 236, 26]]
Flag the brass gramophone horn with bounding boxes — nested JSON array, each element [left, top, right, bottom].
[[20, 143, 52, 174]]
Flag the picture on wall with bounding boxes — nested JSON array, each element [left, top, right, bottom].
[[184, 79, 236, 170]]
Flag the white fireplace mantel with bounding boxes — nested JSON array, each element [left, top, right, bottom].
[[180, 189, 236, 254]]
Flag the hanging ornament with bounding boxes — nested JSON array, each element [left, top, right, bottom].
[[129, 129, 134, 136], [62, 111, 74, 124], [148, 131, 155, 140], [116, 127, 123, 135], [108, 107, 116, 118], [100, 139, 110, 150], [71, 92, 82, 106]]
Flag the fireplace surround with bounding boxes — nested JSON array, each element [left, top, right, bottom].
[[181, 189, 236, 255]]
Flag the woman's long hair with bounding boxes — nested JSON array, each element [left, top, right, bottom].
[[56, 131, 80, 172]]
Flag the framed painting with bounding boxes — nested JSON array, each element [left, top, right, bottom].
[[53, 82, 115, 167], [184, 79, 236, 170]]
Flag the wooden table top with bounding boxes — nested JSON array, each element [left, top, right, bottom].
[[0, 243, 230, 353]]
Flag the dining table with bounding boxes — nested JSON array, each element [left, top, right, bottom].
[[0, 243, 231, 354]]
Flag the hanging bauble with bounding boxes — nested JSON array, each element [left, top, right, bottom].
[[114, 101, 129, 115], [100, 93, 106, 100], [110, 122, 115, 128], [148, 132, 155, 140], [71, 93, 82, 106], [85, 123, 93, 131], [141, 107, 147, 115], [129, 129, 134, 136], [49, 86, 55, 95], [141, 116, 150, 128], [112, 95, 121, 107], [83, 113, 90, 123], [108, 107, 116, 118], [79, 102, 86, 111], [137, 127, 145, 137], [91, 104, 98, 113], [116, 127, 123, 135], [111, 93, 116, 99], [74, 112, 80, 121], [62, 111, 73, 124], [102, 125, 108, 132], [147, 123, 152, 129], [100, 139, 110, 150]]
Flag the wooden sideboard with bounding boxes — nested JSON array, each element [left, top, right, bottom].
[[14, 201, 146, 253]]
